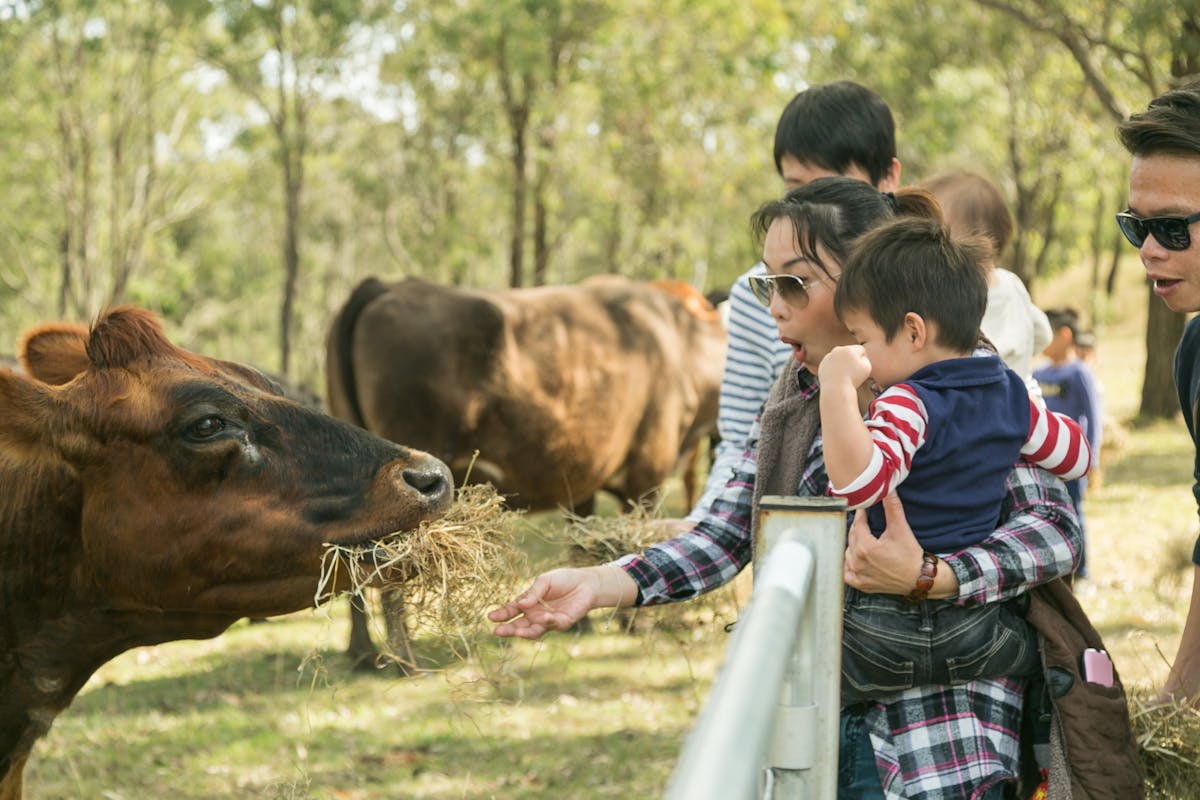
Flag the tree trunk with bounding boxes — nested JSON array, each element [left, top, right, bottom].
[[509, 125, 527, 289], [281, 160, 301, 377], [1140, 287, 1186, 419], [1105, 238, 1121, 296], [499, 41, 530, 290]]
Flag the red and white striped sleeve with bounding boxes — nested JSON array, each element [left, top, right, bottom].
[[829, 383, 928, 509], [1021, 397, 1093, 480]]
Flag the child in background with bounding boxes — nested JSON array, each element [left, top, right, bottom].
[[922, 171, 1052, 390], [1034, 308, 1104, 579], [819, 214, 1093, 701]]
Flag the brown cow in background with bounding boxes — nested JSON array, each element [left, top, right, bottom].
[[326, 274, 727, 667], [0, 308, 453, 800]]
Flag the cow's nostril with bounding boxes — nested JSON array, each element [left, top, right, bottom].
[[402, 466, 450, 499]]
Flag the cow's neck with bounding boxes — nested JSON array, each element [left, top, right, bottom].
[[0, 468, 236, 797], [0, 604, 237, 794]]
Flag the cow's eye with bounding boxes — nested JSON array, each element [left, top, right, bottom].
[[186, 416, 226, 440]]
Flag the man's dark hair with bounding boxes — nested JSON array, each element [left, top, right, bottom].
[[1117, 79, 1200, 157], [835, 216, 989, 352], [774, 81, 896, 186]]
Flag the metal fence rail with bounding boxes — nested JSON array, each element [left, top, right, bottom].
[[664, 496, 846, 800]]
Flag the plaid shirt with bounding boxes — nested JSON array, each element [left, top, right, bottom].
[[616, 367, 1082, 800]]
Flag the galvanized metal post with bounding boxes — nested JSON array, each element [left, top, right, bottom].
[[756, 496, 846, 799], [663, 496, 845, 800]]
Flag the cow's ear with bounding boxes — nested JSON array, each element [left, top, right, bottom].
[[20, 322, 92, 385], [0, 367, 58, 453]]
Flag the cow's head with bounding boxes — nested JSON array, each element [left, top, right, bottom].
[[1, 306, 453, 620]]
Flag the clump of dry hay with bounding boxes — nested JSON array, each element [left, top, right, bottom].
[[557, 504, 743, 634], [315, 483, 527, 668], [1130, 692, 1200, 798]]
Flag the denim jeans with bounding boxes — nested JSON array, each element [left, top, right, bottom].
[[838, 710, 886, 800], [839, 708, 1013, 800], [841, 588, 1038, 704]]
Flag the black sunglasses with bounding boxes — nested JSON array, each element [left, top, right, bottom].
[[747, 273, 826, 308], [1115, 209, 1200, 251]]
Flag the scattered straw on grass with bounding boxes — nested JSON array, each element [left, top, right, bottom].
[[314, 483, 527, 673], [1130, 692, 1200, 798]]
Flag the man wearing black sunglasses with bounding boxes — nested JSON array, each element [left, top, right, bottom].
[[1118, 78, 1200, 708]]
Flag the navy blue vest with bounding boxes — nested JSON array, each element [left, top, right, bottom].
[[865, 355, 1030, 552]]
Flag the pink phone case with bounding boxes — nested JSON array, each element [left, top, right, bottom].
[[1082, 647, 1114, 687]]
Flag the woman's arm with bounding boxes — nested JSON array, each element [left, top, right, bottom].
[[944, 461, 1081, 605], [842, 461, 1080, 604], [488, 564, 639, 639], [619, 461, 757, 604]]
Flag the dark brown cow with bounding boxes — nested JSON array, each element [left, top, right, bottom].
[[0, 307, 453, 800], [327, 274, 725, 511], [326, 274, 726, 665]]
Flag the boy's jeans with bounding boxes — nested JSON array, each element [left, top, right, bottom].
[[840, 587, 1038, 704]]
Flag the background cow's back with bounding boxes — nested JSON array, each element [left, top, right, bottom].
[[326, 274, 726, 514]]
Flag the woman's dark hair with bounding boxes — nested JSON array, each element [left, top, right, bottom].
[[749, 176, 941, 281], [835, 216, 991, 352]]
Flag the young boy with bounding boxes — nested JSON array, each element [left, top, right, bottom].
[[818, 215, 1093, 701], [1117, 78, 1200, 706], [1034, 307, 1104, 578]]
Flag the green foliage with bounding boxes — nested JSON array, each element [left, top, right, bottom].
[[0, 0, 1190, 378]]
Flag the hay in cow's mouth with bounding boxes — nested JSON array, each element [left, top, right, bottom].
[[315, 483, 527, 668]]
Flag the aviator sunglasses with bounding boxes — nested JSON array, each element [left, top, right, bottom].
[[747, 273, 831, 309], [1115, 209, 1200, 251]]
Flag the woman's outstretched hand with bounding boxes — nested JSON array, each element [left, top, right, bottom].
[[844, 492, 956, 598], [487, 564, 639, 640]]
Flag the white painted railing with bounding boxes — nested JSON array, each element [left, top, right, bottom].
[[664, 496, 846, 800]]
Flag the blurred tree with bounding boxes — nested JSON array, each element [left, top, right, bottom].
[[972, 0, 1197, 417], [0, 0, 199, 326], [176, 0, 388, 376]]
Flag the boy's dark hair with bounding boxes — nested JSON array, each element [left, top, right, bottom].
[[774, 81, 896, 186], [921, 171, 1014, 260], [1117, 79, 1200, 157], [835, 217, 989, 352], [1044, 307, 1079, 338], [750, 177, 941, 281]]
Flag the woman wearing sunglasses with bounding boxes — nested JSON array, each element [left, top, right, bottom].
[[1118, 79, 1200, 710], [489, 177, 1082, 799]]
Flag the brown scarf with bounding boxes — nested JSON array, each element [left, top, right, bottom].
[[751, 362, 822, 539]]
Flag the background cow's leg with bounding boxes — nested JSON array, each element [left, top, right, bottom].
[[570, 494, 596, 518], [381, 587, 416, 677], [345, 591, 416, 677], [679, 444, 700, 511], [345, 592, 379, 671]]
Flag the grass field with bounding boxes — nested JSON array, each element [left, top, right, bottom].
[[22, 256, 1200, 799]]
